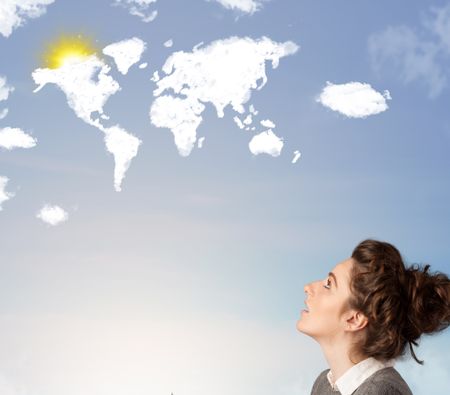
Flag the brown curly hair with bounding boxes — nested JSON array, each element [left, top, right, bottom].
[[347, 239, 450, 365]]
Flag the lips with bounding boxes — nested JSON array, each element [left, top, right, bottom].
[[304, 300, 310, 313]]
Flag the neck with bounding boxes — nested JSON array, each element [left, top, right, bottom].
[[317, 335, 367, 382]]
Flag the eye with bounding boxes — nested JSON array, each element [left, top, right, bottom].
[[323, 278, 331, 290]]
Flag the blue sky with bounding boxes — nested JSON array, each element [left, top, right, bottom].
[[0, 1, 449, 394]]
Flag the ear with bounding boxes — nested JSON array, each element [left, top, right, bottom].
[[344, 310, 368, 332]]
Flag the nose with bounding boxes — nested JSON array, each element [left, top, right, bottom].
[[304, 282, 312, 296]]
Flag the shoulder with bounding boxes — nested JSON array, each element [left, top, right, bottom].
[[354, 367, 413, 395], [313, 368, 330, 384], [311, 369, 331, 394]]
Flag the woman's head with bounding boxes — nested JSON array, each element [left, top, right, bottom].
[[297, 239, 450, 365], [297, 257, 369, 357]]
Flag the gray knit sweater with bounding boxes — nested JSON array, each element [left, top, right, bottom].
[[311, 367, 413, 395]]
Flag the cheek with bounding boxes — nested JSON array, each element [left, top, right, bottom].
[[318, 297, 343, 320]]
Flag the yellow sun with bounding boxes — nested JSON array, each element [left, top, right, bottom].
[[42, 34, 98, 69]]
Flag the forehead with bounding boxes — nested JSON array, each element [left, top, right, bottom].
[[332, 258, 353, 284]]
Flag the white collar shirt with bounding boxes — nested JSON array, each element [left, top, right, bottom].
[[326, 357, 396, 395]]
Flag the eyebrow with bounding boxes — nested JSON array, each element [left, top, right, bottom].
[[328, 272, 338, 289]]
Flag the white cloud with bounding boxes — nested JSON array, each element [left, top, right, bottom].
[[103, 37, 146, 75], [32, 55, 120, 126], [36, 204, 68, 226], [163, 39, 173, 48], [150, 95, 205, 157], [243, 113, 252, 125], [0, 76, 13, 120], [102, 124, 141, 192], [260, 119, 275, 128], [0, 75, 14, 101], [428, 4, 450, 53], [32, 54, 141, 192], [368, 4, 450, 98], [0, 127, 37, 150], [154, 37, 298, 118], [248, 129, 283, 156], [0, 176, 14, 210], [138, 62, 148, 69], [113, 0, 158, 23], [0, 0, 55, 37], [150, 70, 160, 82], [198, 136, 205, 148], [292, 150, 301, 163], [233, 115, 245, 129], [210, 0, 265, 15], [150, 36, 298, 156], [316, 81, 391, 118], [249, 104, 258, 115]]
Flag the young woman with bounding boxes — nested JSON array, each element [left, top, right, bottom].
[[296, 239, 450, 395]]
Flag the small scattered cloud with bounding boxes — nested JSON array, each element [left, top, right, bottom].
[[150, 70, 160, 82], [243, 114, 252, 125], [292, 150, 301, 164], [163, 39, 173, 48], [368, 4, 450, 98], [197, 136, 205, 148], [249, 104, 258, 115], [209, 0, 266, 15], [0, 76, 14, 101], [0, 176, 14, 210], [113, 0, 158, 23], [0, 0, 55, 38], [316, 81, 391, 118], [103, 37, 146, 75], [428, 4, 450, 53], [233, 116, 245, 129], [248, 129, 283, 156], [0, 127, 37, 150], [150, 36, 298, 156], [260, 119, 275, 128], [36, 204, 68, 225], [0, 76, 36, 210], [0, 108, 8, 120], [0, 76, 12, 120]]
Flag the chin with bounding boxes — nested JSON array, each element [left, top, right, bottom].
[[296, 319, 306, 333], [296, 319, 315, 339]]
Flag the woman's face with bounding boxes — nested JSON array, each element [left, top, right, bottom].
[[296, 258, 355, 342]]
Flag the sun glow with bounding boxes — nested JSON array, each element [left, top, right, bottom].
[[42, 35, 98, 69]]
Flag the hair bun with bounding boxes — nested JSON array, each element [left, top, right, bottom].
[[403, 264, 450, 338]]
